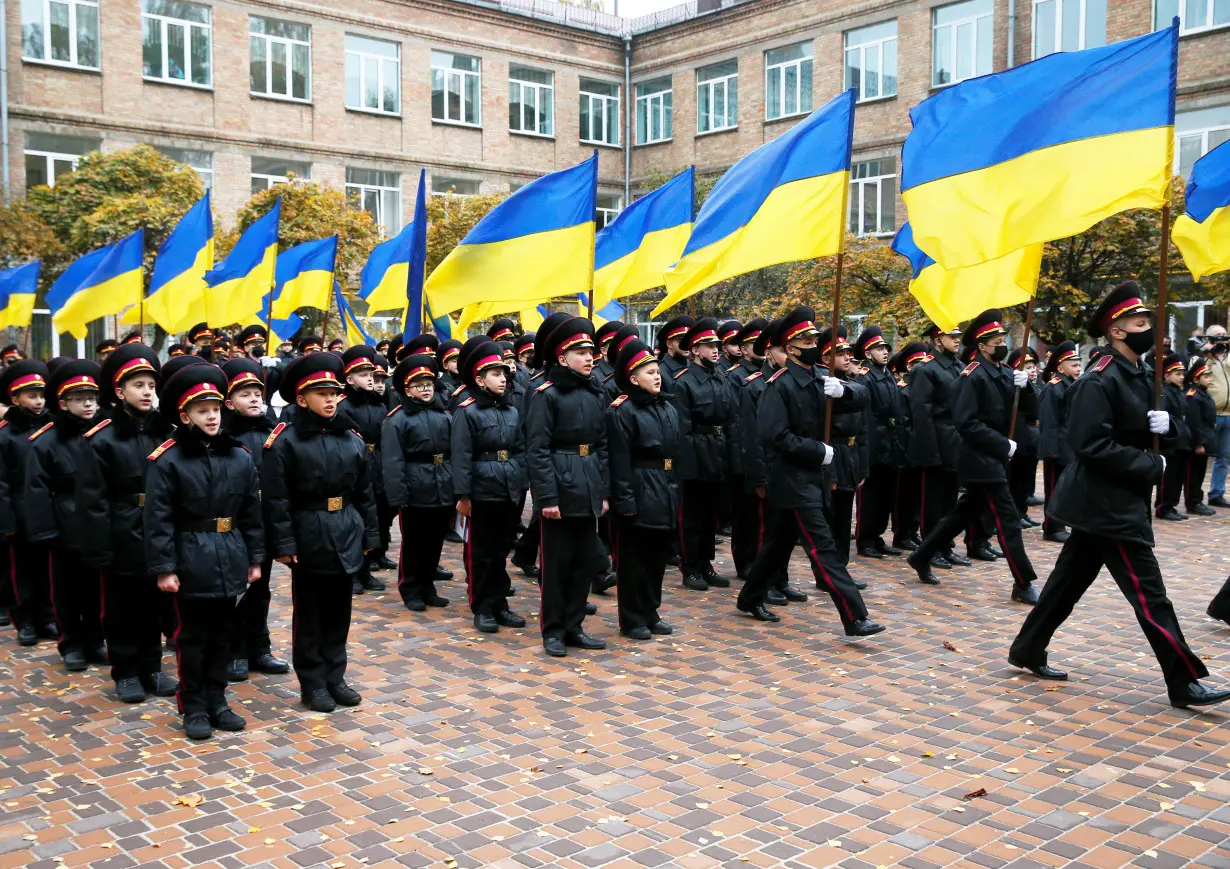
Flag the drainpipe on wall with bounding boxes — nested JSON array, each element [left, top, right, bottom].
[[1, 2, 10, 202], [623, 34, 632, 207], [1007, 0, 1016, 69]]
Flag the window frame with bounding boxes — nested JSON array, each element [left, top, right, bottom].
[[250, 158, 311, 194], [142, 0, 212, 89], [249, 16, 312, 104], [1154, 0, 1230, 34], [1033, 0, 1107, 57], [1176, 124, 1230, 176], [696, 60, 738, 135], [508, 65, 555, 138], [579, 79, 621, 147], [848, 158, 898, 238], [346, 169, 402, 235], [430, 50, 482, 127], [22, 0, 100, 70], [635, 76, 673, 146], [344, 34, 401, 116], [156, 146, 214, 189], [844, 21, 898, 103], [431, 175, 481, 197], [596, 194, 623, 229], [931, 0, 994, 88], [764, 42, 814, 121], [24, 149, 85, 189]]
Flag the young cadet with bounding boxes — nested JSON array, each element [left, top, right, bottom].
[[722, 318, 766, 580], [447, 336, 489, 412], [591, 321, 622, 389], [186, 323, 214, 359], [853, 325, 907, 560], [1037, 341, 1080, 542], [727, 319, 767, 388], [1007, 347, 1042, 527], [607, 339, 681, 639], [735, 307, 883, 636], [1, 345, 25, 366], [328, 338, 345, 354], [656, 314, 694, 384], [719, 320, 743, 371], [891, 343, 931, 551], [76, 344, 177, 703], [452, 341, 527, 633], [220, 358, 289, 681], [25, 360, 105, 671], [376, 340, 391, 358], [526, 318, 610, 656], [1154, 353, 1191, 522], [815, 325, 868, 568], [340, 345, 390, 593], [383, 354, 453, 612], [1011, 282, 1229, 709], [601, 324, 640, 403], [907, 310, 1040, 604], [262, 353, 380, 713], [144, 364, 263, 739], [0, 361, 55, 646], [372, 355, 393, 408], [515, 333, 536, 380], [1184, 356, 1218, 516], [438, 339, 464, 399]]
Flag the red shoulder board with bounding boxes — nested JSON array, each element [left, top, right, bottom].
[[535, 381, 553, 393], [767, 369, 787, 383], [530, 371, 544, 382], [1048, 376, 1061, 385], [1187, 388, 1197, 396], [960, 361, 980, 376], [28, 422, 53, 441], [385, 405, 403, 418], [610, 394, 628, 407], [0, 420, 7, 430], [673, 368, 688, 380], [451, 384, 466, 398], [84, 418, 112, 438], [147, 437, 176, 461], [603, 372, 614, 383], [726, 361, 741, 372], [263, 422, 287, 449], [1092, 355, 1113, 373], [458, 397, 475, 408], [337, 394, 348, 403], [746, 371, 762, 382]]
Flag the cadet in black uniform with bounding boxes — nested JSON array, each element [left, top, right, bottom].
[[446, 336, 489, 412], [591, 321, 622, 389], [146, 364, 264, 739], [341, 345, 390, 593], [726, 319, 766, 388], [891, 343, 931, 551], [1154, 353, 1191, 522], [186, 323, 214, 360], [1037, 341, 1080, 542], [854, 326, 907, 559], [1010, 282, 1230, 709], [383, 354, 453, 612], [76, 344, 177, 702], [262, 353, 379, 713], [725, 318, 767, 579], [1006, 347, 1042, 527], [656, 315, 693, 385], [1184, 356, 1218, 515], [438, 339, 463, 399], [515, 332, 536, 379], [816, 325, 868, 567], [607, 339, 681, 639], [25, 360, 105, 671], [907, 311, 1040, 603], [95, 339, 118, 362], [1, 345, 25, 366]]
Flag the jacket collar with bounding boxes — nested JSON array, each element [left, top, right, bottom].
[[296, 406, 357, 436], [785, 358, 816, 384], [400, 392, 445, 414], [224, 408, 273, 434], [2, 405, 49, 433], [344, 384, 384, 405], [109, 403, 172, 439], [549, 364, 599, 394], [174, 424, 241, 456]]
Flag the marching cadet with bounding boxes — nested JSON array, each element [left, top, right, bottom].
[[328, 338, 345, 354], [515, 333, 536, 379], [890, 343, 931, 551], [438, 339, 463, 399], [487, 318, 516, 344], [526, 318, 609, 655], [401, 333, 440, 363], [262, 353, 380, 713], [145, 364, 264, 739], [1184, 356, 1218, 516], [1154, 353, 1191, 522], [907, 310, 1040, 603], [607, 339, 681, 639], [95, 339, 119, 361], [724, 318, 767, 580], [592, 322, 622, 387], [656, 314, 694, 383], [76, 344, 178, 703], [167, 343, 189, 358], [1010, 282, 1230, 709], [383, 354, 453, 612], [1037, 341, 1080, 542], [854, 325, 908, 560], [601, 324, 640, 402], [816, 325, 869, 567], [726, 319, 767, 388], [0, 361, 56, 646], [499, 342, 526, 407], [372, 355, 393, 407], [719, 320, 743, 370], [340, 345, 391, 593], [452, 341, 527, 633], [1007, 347, 1042, 527], [735, 307, 883, 636], [447, 336, 489, 412], [25, 360, 105, 671], [220, 358, 290, 681], [376, 340, 391, 358]]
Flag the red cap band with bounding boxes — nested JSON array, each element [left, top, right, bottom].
[[177, 381, 223, 410], [556, 333, 595, 354], [114, 358, 156, 388], [58, 375, 98, 396], [1101, 296, 1149, 330], [689, 329, 719, 345], [8, 373, 45, 394], [623, 348, 654, 375], [783, 321, 817, 342], [227, 372, 262, 392], [296, 371, 340, 394], [973, 321, 1005, 341]]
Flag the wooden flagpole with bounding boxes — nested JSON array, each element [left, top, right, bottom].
[[1007, 303, 1034, 440], [822, 251, 845, 442], [1152, 203, 1171, 452]]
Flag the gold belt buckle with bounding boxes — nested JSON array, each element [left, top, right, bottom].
[[137, 493, 145, 507], [215, 517, 232, 533], [848, 437, 857, 447], [433, 453, 445, 465], [367, 443, 375, 453], [663, 458, 673, 471], [578, 444, 590, 457], [497, 449, 510, 462], [713, 425, 722, 436], [327, 496, 343, 512]]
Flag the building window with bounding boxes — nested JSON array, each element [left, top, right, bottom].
[[597, 194, 622, 229], [849, 158, 897, 237], [347, 168, 401, 235], [580, 79, 620, 146], [635, 76, 673, 145], [933, 0, 993, 87], [156, 146, 213, 188], [1155, 0, 1230, 32], [251, 156, 310, 193], [24, 132, 98, 189], [431, 51, 480, 126], [142, 0, 211, 87], [1034, 0, 1106, 56], [345, 35, 399, 115], [509, 66, 554, 137], [765, 42, 813, 120], [21, 0, 99, 69], [1177, 106, 1230, 176], [249, 16, 310, 102], [432, 175, 481, 196], [697, 60, 738, 134], [845, 21, 897, 102]]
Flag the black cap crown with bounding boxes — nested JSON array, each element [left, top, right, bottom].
[[961, 309, 1008, 347], [682, 317, 720, 352], [342, 345, 378, 376], [531, 312, 574, 370], [394, 354, 439, 392], [47, 359, 102, 401], [853, 325, 890, 360], [221, 357, 264, 394], [0, 360, 50, 404], [1088, 280, 1151, 339], [401, 333, 440, 362], [163, 363, 227, 415], [614, 338, 659, 392], [656, 314, 695, 356], [544, 317, 596, 364], [279, 353, 344, 404]]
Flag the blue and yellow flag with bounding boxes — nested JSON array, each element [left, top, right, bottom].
[[336, 283, 373, 347], [593, 167, 693, 309], [48, 230, 145, 339], [0, 262, 41, 330], [360, 221, 415, 315], [272, 236, 336, 318], [902, 25, 1177, 270], [426, 298, 455, 339], [204, 198, 280, 326], [578, 293, 626, 327], [1173, 140, 1230, 282], [426, 154, 597, 316], [655, 91, 854, 317], [123, 192, 213, 333], [891, 223, 1041, 333], [252, 297, 302, 348], [403, 169, 429, 340]]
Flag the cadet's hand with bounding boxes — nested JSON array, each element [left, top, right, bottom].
[[275, 554, 297, 564], [601, 499, 609, 516], [1007, 439, 1018, 458], [259, 355, 279, 368], [754, 485, 766, 499], [821, 443, 834, 466], [157, 572, 180, 593], [247, 564, 261, 584], [1147, 410, 1170, 434], [1012, 370, 1029, 388], [1197, 445, 1206, 455], [541, 505, 562, 519], [822, 377, 845, 398], [456, 497, 472, 518]]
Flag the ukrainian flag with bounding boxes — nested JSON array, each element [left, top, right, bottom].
[[902, 24, 1177, 270], [0, 262, 41, 329], [252, 297, 302, 348], [1173, 140, 1230, 282], [360, 221, 415, 314], [402, 169, 430, 339], [48, 230, 145, 339], [426, 154, 597, 316], [891, 223, 1041, 333], [592, 167, 693, 309], [336, 283, 373, 347], [122, 192, 213, 333], [204, 198, 280, 326], [654, 91, 854, 318], [578, 292, 626, 326], [272, 236, 336, 318], [426, 298, 456, 339]]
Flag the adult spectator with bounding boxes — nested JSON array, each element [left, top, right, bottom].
[[1203, 324, 1230, 508]]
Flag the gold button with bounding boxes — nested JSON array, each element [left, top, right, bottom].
[[367, 443, 375, 453], [579, 444, 590, 457], [327, 496, 343, 512], [215, 517, 232, 533], [663, 458, 673, 471], [137, 493, 145, 507]]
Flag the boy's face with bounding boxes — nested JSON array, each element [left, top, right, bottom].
[[832, 350, 853, 373], [518, 350, 533, 368], [559, 347, 594, 376], [60, 389, 99, 420], [297, 386, 341, 418], [868, 345, 890, 366], [372, 375, 388, 395], [1196, 370, 1212, 388], [723, 341, 741, 359], [691, 343, 720, 365], [1166, 368, 1185, 386], [347, 370, 376, 391], [181, 399, 222, 435], [478, 368, 507, 395], [226, 386, 264, 417], [630, 361, 662, 395], [406, 377, 435, 401], [116, 374, 157, 412], [444, 358, 459, 375], [1024, 361, 1038, 382], [768, 345, 788, 367], [1058, 358, 1081, 378], [14, 388, 45, 413]]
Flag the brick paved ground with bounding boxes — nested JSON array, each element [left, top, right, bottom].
[[1, 495, 1228, 869]]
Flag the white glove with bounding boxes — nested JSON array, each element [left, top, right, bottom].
[[1147, 410, 1169, 434], [259, 355, 279, 368], [822, 443, 834, 466], [823, 376, 845, 398], [1007, 439, 1018, 458], [1160, 454, 1167, 475], [1013, 370, 1028, 388]]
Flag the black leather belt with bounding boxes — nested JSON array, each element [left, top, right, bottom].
[[406, 451, 449, 464], [180, 517, 234, 532], [118, 493, 145, 507], [693, 424, 723, 435], [633, 458, 673, 470], [551, 443, 593, 456], [476, 450, 512, 462], [296, 496, 350, 512]]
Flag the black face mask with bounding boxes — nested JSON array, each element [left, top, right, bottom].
[[1123, 327, 1155, 356], [988, 345, 1009, 363], [796, 346, 821, 366]]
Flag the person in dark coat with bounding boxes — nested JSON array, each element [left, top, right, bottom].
[[25, 360, 105, 671], [95, 339, 118, 362], [890, 343, 930, 551], [1154, 353, 1191, 522], [1184, 356, 1218, 515], [726, 318, 767, 388], [607, 339, 681, 639], [853, 325, 907, 559], [515, 332, 536, 376], [446, 336, 489, 412], [146, 364, 264, 739], [816, 325, 869, 567], [262, 353, 380, 713], [723, 318, 767, 580], [438, 339, 464, 400], [1011, 282, 1229, 709], [384, 355, 453, 612], [591, 321, 622, 390], [75, 344, 177, 702], [600, 324, 640, 402], [341, 345, 391, 593], [656, 314, 693, 386], [907, 311, 1040, 604], [186, 323, 214, 360], [1037, 341, 1080, 542], [1006, 346, 1042, 528]]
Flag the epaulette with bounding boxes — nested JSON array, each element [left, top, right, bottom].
[[1187, 388, 1197, 397], [726, 361, 741, 372], [147, 437, 176, 460], [451, 384, 466, 398], [746, 371, 762, 382], [385, 405, 403, 418], [84, 418, 112, 438], [263, 422, 287, 449], [1091, 355, 1113, 373], [610, 394, 628, 407], [337, 394, 348, 402], [960, 361, 980, 376], [603, 372, 614, 383], [530, 371, 544, 382], [0, 420, 7, 431], [28, 422, 53, 441], [673, 368, 688, 380], [458, 397, 475, 408], [768, 369, 787, 383], [535, 381, 553, 393], [1048, 376, 1061, 385]]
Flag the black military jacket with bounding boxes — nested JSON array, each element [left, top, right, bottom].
[[382, 392, 453, 509], [952, 357, 1037, 485], [1186, 384, 1218, 454], [726, 357, 759, 389], [439, 369, 463, 403], [224, 409, 275, 466], [1160, 381, 1190, 453], [818, 366, 870, 491], [739, 362, 775, 493], [673, 360, 741, 482], [907, 349, 962, 470], [24, 411, 96, 551], [862, 362, 908, 469], [0, 406, 49, 537], [452, 388, 526, 503], [342, 385, 389, 498], [525, 366, 609, 517], [606, 386, 682, 530], [1014, 380, 1041, 457], [1038, 374, 1075, 464]]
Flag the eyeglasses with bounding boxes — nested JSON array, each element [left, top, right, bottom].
[[407, 380, 434, 391]]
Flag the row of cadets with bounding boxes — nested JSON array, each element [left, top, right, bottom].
[[815, 324, 869, 569], [851, 325, 909, 561], [339, 345, 391, 594], [1006, 346, 1042, 527], [1037, 340, 1081, 543]]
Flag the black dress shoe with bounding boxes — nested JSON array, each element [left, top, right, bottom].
[[987, 545, 1004, 558], [845, 618, 885, 637], [878, 542, 903, 556], [968, 545, 998, 562], [303, 688, 336, 713], [543, 636, 567, 657], [16, 624, 37, 646], [738, 604, 780, 622], [426, 595, 450, 607], [1188, 503, 1217, 516], [1019, 515, 1039, 528], [944, 551, 972, 567], [895, 538, 918, 551], [116, 677, 146, 704], [250, 654, 290, 675], [403, 598, 426, 612], [649, 620, 673, 635], [1208, 496, 1230, 508], [376, 554, 398, 571], [474, 613, 498, 633], [360, 574, 387, 591], [142, 671, 179, 696], [564, 631, 606, 650], [585, 601, 597, 615], [84, 644, 107, 664], [1008, 655, 1067, 680], [184, 713, 213, 740], [209, 707, 247, 731], [929, 554, 953, 570], [782, 585, 808, 602], [682, 574, 708, 591], [511, 558, 540, 578], [1169, 681, 1230, 708], [37, 622, 59, 640], [1026, 493, 1045, 507], [853, 579, 868, 590], [63, 650, 87, 672], [327, 682, 361, 706], [435, 565, 454, 581], [1208, 603, 1230, 627], [496, 609, 526, 628], [704, 571, 731, 588], [227, 658, 250, 682], [1043, 530, 1071, 543], [1156, 508, 1187, 521], [857, 546, 884, 559], [592, 572, 617, 594], [765, 588, 788, 606], [623, 626, 652, 640], [908, 552, 941, 586], [1012, 583, 1040, 605], [666, 553, 681, 566], [351, 578, 365, 594]]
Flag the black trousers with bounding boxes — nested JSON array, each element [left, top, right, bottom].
[[1009, 453, 1039, 515], [1041, 459, 1067, 535], [465, 500, 519, 616], [1155, 451, 1186, 512], [680, 479, 721, 577], [1186, 453, 1209, 509], [612, 521, 669, 631], [919, 467, 958, 547], [963, 507, 996, 553], [227, 560, 273, 661], [174, 595, 233, 716], [8, 540, 52, 630], [291, 568, 353, 694], [824, 487, 855, 566], [1209, 575, 1230, 622], [856, 465, 896, 551], [49, 547, 103, 657], [398, 506, 451, 604], [512, 514, 541, 567], [540, 515, 600, 639], [375, 494, 396, 557], [915, 482, 1037, 588], [738, 505, 868, 626], [1011, 529, 1209, 690], [892, 467, 921, 545], [102, 571, 163, 682], [733, 490, 764, 577]]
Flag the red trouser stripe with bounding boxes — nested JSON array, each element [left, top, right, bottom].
[[793, 510, 853, 622], [984, 490, 1023, 586], [1114, 541, 1200, 681]]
